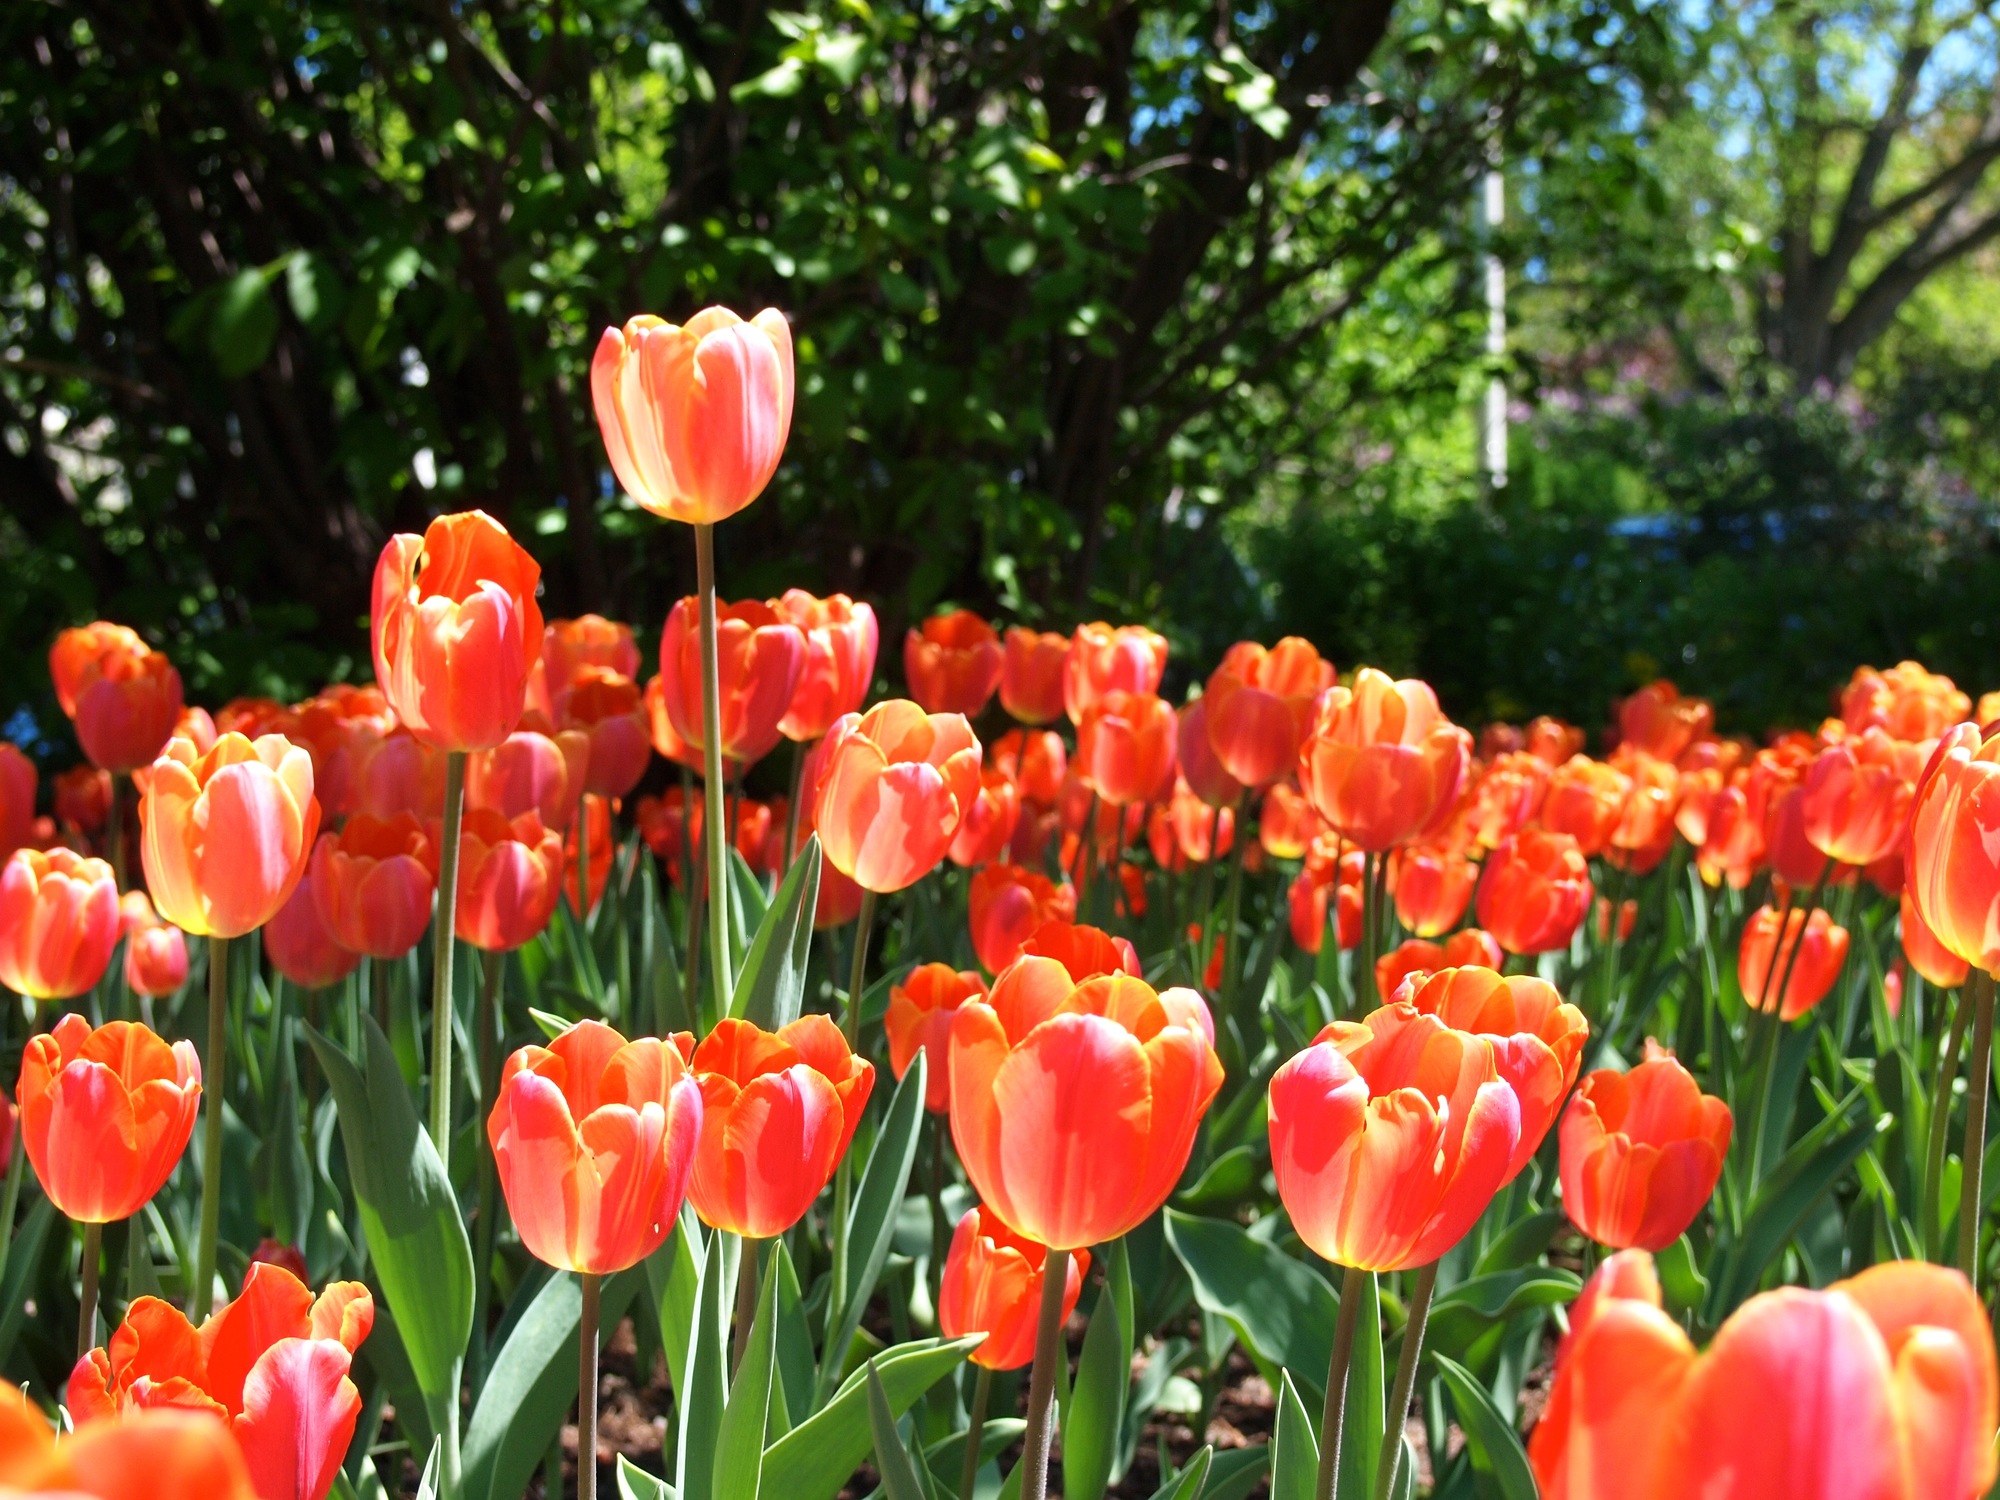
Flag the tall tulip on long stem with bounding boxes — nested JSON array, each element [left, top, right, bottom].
[[695, 525, 734, 1010]]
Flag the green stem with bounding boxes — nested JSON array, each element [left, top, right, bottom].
[[191, 933, 231, 1317], [470, 948, 505, 1397], [578, 1271, 602, 1500], [929, 1117, 950, 1308], [1924, 983, 1971, 1262], [575, 790, 592, 927], [0, 1132, 25, 1290], [960, 1364, 993, 1500], [1360, 851, 1380, 996], [1317, 1264, 1370, 1500], [784, 737, 808, 869], [432, 751, 467, 1172], [1372, 1261, 1438, 1500], [107, 772, 124, 892], [77, 1219, 103, 1359], [695, 521, 735, 1014], [832, 889, 878, 1312], [732, 1236, 761, 1376], [1015, 1247, 1071, 1500], [1960, 971, 1995, 1285], [1219, 794, 1248, 1010], [1748, 873, 1826, 1183]]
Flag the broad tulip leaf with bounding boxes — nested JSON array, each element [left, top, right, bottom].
[[1063, 1266, 1129, 1500], [413, 1439, 443, 1500], [730, 833, 822, 1030], [1472, 1210, 1565, 1276], [1144, 1446, 1211, 1500], [866, 1361, 931, 1500], [0, 1198, 56, 1364], [619, 1456, 675, 1500], [1202, 1445, 1272, 1500], [1426, 1269, 1582, 1361], [770, 1239, 814, 1438], [461, 1264, 644, 1500], [1336, 1270, 1383, 1500], [1434, 1354, 1538, 1500], [1163, 1209, 1335, 1399], [715, 1248, 780, 1500], [677, 1228, 732, 1500], [648, 1203, 705, 1408], [306, 1020, 472, 1437], [762, 1336, 981, 1500], [1710, 1109, 1876, 1317], [1174, 1145, 1261, 1211], [1269, 1370, 1318, 1500]]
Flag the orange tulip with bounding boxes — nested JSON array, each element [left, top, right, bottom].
[[264, 867, 362, 991], [1257, 781, 1316, 860], [370, 511, 544, 753], [657, 595, 806, 769], [950, 968, 1219, 1250], [938, 1206, 1088, 1370], [904, 610, 1005, 717], [1801, 727, 1921, 868], [466, 727, 588, 834], [1075, 691, 1176, 807], [543, 615, 642, 693], [948, 769, 1021, 869], [1204, 638, 1333, 789], [1980, 689, 2000, 729], [642, 673, 699, 770], [0, 743, 35, 857], [1475, 828, 1592, 956], [1390, 844, 1477, 937], [591, 306, 794, 524], [1907, 722, 2000, 974], [1297, 668, 1470, 852], [1594, 897, 1638, 943], [966, 864, 1077, 975], [308, 813, 436, 961], [55, 765, 111, 835], [1542, 756, 1631, 857], [557, 667, 652, 798], [125, 917, 190, 999], [1526, 716, 1585, 765], [1267, 1003, 1520, 1270], [20, 1014, 200, 1222], [457, 808, 565, 952], [1739, 905, 1850, 1020], [1606, 748, 1680, 861], [1148, 781, 1233, 871], [1063, 623, 1168, 726], [1289, 851, 1363, 955], [1902, 889, 1970, 989], [348, 726, 446, 823], [1000, 628, 1069, 726], [1840, 660, 1969, 743], [51, 624, 186, 774], [1404, 965, 1588, 1182], [1375, 938, 1445, 1005], [0, 847, 118, 1000], [1175, 696, 1245, 809], [564, 794, 613, 916], [1616, 680, 1712, 762], [1444, 927, 1504, 969], [1017, 919, 1142, 981], [139, 733, 318, 939], [0, 1389, 258, 1500], [990, 728, 1067, 806], [1465, 751, 1550, 851], [488, 1020, 703, 1274], [813, 700, 983, 893], [69, 1265, 373, 1500], [684, 1016, 873, 1238], [1560, 1049, 1731, 1251], [771, 591, 879, 741], [886, 964, 989, 1112], [1529, 1251, 1997, 1500]]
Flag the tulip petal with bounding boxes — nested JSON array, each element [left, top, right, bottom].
[[234, 1337, 362, 1500]]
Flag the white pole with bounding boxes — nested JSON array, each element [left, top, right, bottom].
[[1479, 162, 1507, 488]]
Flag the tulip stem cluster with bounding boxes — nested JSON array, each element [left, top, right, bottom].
[[1372, 1260, 1438, 1500], [1316, 1263, 1372, 1500], [695, 522, 735, 1013], [1017, 1245, 1072, 1500], [1961, 970, 1996, 1283], [431, 751, 467, 1171], [959, 1364, 993, 1500], [191, 932, 230, 1317], [1925, 985, 1974, 1259]]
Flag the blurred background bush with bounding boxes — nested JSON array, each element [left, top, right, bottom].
[[4, 0, 1998, 751]]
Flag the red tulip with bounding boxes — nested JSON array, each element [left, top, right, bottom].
[[950, 969, 1220, 1249], [684, 1016, 873, 1237], [1147, 781, 1233, 871], [347, 727, 445, 823], [0, 743, 35, 857], [1298, 668, 1470, 852], [1560, 1049, 1731, 1251], [55, 765, 110, 836], [489, 1020, 704, 1273], [1000, 628, 1069, 726], [1391, 844, 1477, 937], [557, 667, 652, 798], [948, 769, 1021, 868], [1268, 1002, 1519, 1270], [1257, 781, 1317, 860], [140, 733, 318, 940], [1906, 722, 2000, 973], [1175, 696, 1245, 809], [466, 728, 588, 834], [564, 794, 614, 916], [264, 868, 362, 991], [246, 1238, 311, 1285], [938, 1206, 1088, 1370], [813, 701, 983, 893], [1204, 638, 1333, 789], [371, 511, 544, 753], [1075, 691, 1176, 807], [1739, 905, 1850, 1020], [1841, 660, 1969, 743], [1443, 927, 1504, 969], [457, 808, 565, 952], [1800, 727, 1920, 868], [1465, 752, 1550, 850], [989, 728, 1067, 807], [0, 847, 118, 1000], [1403, 965, 1588, 1181], [591, 307, 794, 524], [125, 910, 190, 1000], [1616, 680, 1713, 762], [1063, 623, 1168, 726], [966, 864, 1077, 975], [657, 595, 806, 769], [1288, 852, 1362, 955], [1606, 749, 1680, 863], [1526, 716, 1585, 765], [772, 591, 879, 741], [19, 1014, 200, 1222], [1475, 828, 1592, 956], [308, 814, 436, 961], [905, 610, 1004, 717], [1017, 919, 1143, 982], [1542, 756, 1631, 857], [51, 624, 185, 774], [0, 1391, 258, 1500], [543, 615, 642, 692], [1902, 889, 1969, 989], [886, 964, 989, 1112], [1375, 938, 1445, 1005]]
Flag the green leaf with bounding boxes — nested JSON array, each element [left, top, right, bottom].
[[1163, 1210, 1335, 1398], [1200, 1446, 1271, 1500], [1269, 1370, 1318, 1500], [0, 1198, 56, 1365], [285, 252, 345, 332], [530, 1006, 573, 1040], [461, 1267, 644, 1500], [1335, 1270, 1382, 1500], [210, 267, 278, 378], [762, 1337, 980, 1500], [770, 1239, 814, 1438], [618, 1456, 675, 1500], [677, 1230, 732, 1500], [1063, 1265, 1128, 1500], [1711, 1111, 1877, 1317], [1473, 1210, 1564, 1275], [1145, 1446, 1211, 1500], [867, 1361, 932, 1500], [306, 1021, 472, 1437], [413, 1438, 443, 1500], [268, 1023, 313, 1247], [647, 1205, 705, 1408], [1426, 1268, 1582, 1361], [730, 834, 822, 1029], [819, 1052, 928, 1403], [1174, 1145, 1261, 1211], [1654, 1234, 1709, 1314], [716, 1244, 779, 1500], [1433, 1354, 1538, 1500]]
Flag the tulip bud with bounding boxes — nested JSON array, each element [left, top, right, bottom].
[[885, 964, 988, 1112], [938, 1206, 1088, 1370], [1560, 1050, 1731, 1251], [999, 627, 1069, 726], [905, 610, 1005, 717]]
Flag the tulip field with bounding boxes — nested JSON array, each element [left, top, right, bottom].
[[4, 308, 2000, 1500]]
